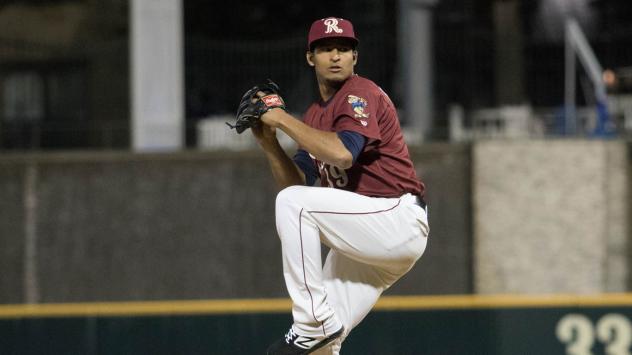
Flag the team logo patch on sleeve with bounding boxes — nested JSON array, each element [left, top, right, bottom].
[[347, 95, 369, 126]]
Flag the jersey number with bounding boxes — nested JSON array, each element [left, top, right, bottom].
[[321, 164, 348, 188]]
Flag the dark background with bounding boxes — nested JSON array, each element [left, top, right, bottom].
[[1, 0, 631, 149]]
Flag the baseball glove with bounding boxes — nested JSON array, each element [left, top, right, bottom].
[[226, 79, 287, 134]]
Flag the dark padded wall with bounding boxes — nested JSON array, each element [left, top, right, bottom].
[[32, 152, 283, 302], [0, 161, 25, 303], [388, 143, 472, 295], [0, 146, 471, 303]]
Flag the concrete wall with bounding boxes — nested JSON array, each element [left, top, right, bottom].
[[473, 140, 629, 294], [0, 144, 472, 303]]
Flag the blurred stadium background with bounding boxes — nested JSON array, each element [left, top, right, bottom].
[[1, 0, 632, 354]]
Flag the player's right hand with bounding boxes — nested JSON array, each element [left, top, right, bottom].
[[252, 120, 277, 148]]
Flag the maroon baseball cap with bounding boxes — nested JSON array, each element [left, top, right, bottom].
[[308, 17, 359, 50]]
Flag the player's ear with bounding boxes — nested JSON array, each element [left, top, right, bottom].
[[306, 51, 315, 67], [352, 50, 358, 65]]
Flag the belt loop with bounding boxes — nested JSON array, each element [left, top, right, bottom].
[[419, 198, 427, 210], [414, 194, 427, 210]]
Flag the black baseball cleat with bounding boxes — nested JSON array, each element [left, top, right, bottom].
[[266, 326, 344, 354]]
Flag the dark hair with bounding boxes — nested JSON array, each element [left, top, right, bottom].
[[308, 37, 358, 52]]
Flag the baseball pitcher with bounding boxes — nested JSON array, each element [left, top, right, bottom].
[[229, 17, 429, 355]]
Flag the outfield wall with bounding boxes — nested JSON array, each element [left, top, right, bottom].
[[0, 144, 472, 304], [0, 140, 629, 304], [2, 294, 632, 354]]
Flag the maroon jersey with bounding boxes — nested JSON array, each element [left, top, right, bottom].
[[303, 75, 425, 198]]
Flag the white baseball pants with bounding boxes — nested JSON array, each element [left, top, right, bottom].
[[275, 185, 429, 354]]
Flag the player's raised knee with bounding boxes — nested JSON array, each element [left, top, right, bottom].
[[275, 185, 305, 209]]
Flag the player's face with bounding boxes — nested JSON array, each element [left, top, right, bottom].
[[307, 38, 357, 84]]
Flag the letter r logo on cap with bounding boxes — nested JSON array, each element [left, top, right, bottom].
[[307, 17, 357, 50], [324, 18, 343, 34]]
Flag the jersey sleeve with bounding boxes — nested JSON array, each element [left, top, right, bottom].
[[331, 88, 381, 142], [292, 149, 318, 186], [337, 130, 366, 163]]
